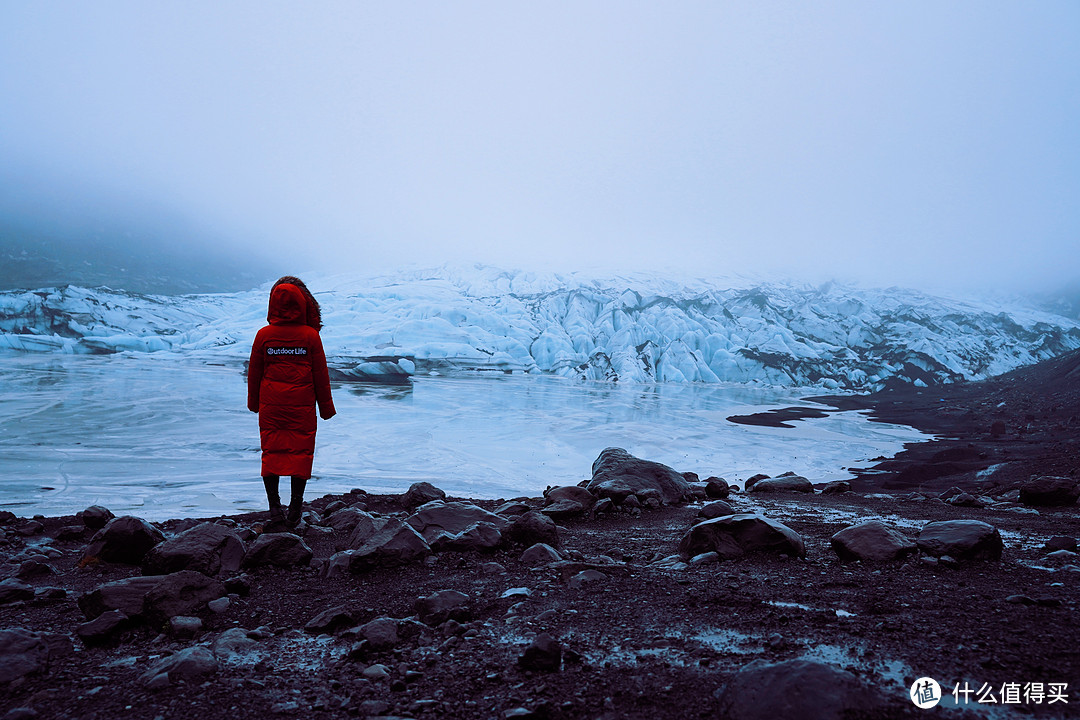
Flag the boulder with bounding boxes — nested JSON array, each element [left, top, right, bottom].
[[0, 628, 49, 683], [242, 533, 313, 568], [705, 478, 730, 499], [568, 569, 608, 590], [324, 507, 370, 536], [506, 511, 560, 549], [429, 522, 503, 552], [169, 616, 203, 639], [0, 578, 35, 605], [540, 499, 585, 521], [402, 482, 447, 507], [81, 516, 165, 565], [749, 475, 814, 493], [343, 512, 390, 550], [820, 480, 851, 495], [586, 448, 691, 505], [211, 627, 257, 661], [698, 501, 736, 520], [830, 520, 917, 563], [1019, 476, 1080, 507], [917, 520, 1003, 562], [718, 658, 879, 720], [744, 474, 769, 491], [406, 502, 508, 542], [415, 590, 469, 625], [143, 523, 246, 576], [348, 518, 431, 570], [78, 575, 165, 620], [592, 479, 634, 504], [1044, 536, 1078, 553], [77, 505, 114, 530], [143, 571, 227, 624], [544, 486, 596, 510], [678, 514, 806, 560], [140, 646, 218, 686], [520, 543, 562, 567], [305, 606, 357, 635], [76, 610, 129, 646], [358, 617, 399, 650], [518, 633, 561, 672], [494, 501, 531, 516]]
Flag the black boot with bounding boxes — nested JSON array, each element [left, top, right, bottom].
[[263, 475, 286, 531], [287, 476, 308, 528]]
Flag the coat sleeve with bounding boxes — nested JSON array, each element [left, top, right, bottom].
[[247, 330, 265, 413], [311, 331, 336, 419]]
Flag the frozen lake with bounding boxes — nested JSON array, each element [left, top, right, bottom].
[[0, 353, 929, 520]]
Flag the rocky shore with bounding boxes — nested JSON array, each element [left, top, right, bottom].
[[2, 354, 1080, 720]]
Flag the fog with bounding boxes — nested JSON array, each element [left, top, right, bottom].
[[1, 2, 1078, 293]]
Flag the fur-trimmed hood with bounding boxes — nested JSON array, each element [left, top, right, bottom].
[[270, 276, 322, 331]]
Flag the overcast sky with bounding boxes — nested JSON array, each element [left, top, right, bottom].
[[1, 2, 1077, 291]]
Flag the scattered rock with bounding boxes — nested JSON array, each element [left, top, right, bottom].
[[323, 507, 370, 536], [242, 533, 313, 568], [520, 543, 561, 567], [830, 520, 917, 563], [1044, 536, 1078, 553], [744, 474, 769, 491], [568, 569, 607, 589], [406, 502, 508, 542], [543, 486, 595, 510], [917, 520, 1003, 562], [81, 516, 165, 565], [211, 627, 257, 660], [591, 498, 614, 515], [342, 512, 389, 550], [698, 500, 736, 520], [429, 522, 503, 552], [494, 501, 531, 516], [592, 479, 634, 504], [142, 522, 246, 576], [305, 606, 356, 635], [169, 616, 203, 639], [358, 617, 399, 650], [518, 633, 561, 672], [76, 610, 129, 646], [143, 571, 227, 624], [78, 576, 164, 620], [749, 475, 814, 493], [76, 505, 114, 530], [140, 646, 218, 686], [506, 511, 560, 549], [586, 448, 692, 505], [348, 518, 431, 570], [820, 480, 851, 494], [0, 628, 49, 683], [402, 481, 446, 507], [540, 499, 585, 521], [416, 590, 469, 625], [678, 514, 806, 560], [705, 478, 730, 498], [1019, 476, 1080, 507], [0, 578, 34, 605], [718, 658, 879, 720]]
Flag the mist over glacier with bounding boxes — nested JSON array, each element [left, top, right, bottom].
[[2, 264, 1078, 391]]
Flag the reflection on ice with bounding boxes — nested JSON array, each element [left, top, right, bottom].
[[0, 353, 928, 520]]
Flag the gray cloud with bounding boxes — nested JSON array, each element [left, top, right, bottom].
[[1, 2, 1077, 292]]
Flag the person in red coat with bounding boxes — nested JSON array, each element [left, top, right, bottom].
[[248, 280, 336, 529]]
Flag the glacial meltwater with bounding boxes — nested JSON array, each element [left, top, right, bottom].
[[0, 353, 929, 520]]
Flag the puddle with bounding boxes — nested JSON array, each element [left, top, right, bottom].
[[765, 600, 856, 617]]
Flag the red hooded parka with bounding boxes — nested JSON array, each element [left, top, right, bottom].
[[247, 283, 336, 478]]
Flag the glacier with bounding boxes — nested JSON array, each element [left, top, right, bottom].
[[2, 264, 1079, 390]]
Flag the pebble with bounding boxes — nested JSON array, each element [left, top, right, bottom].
[[362, 663, 390, 680]]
